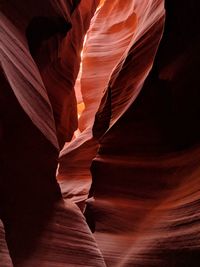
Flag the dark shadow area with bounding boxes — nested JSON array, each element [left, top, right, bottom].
[[26, 16, 71, 57]]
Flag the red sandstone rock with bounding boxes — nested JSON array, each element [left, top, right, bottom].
[[1, 0, 200, 266]]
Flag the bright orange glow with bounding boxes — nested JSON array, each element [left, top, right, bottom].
[[77, 102, 85, 118]]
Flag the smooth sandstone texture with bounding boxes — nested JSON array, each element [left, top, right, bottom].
[[1, 0, 200, 266], [0, 1, 105, 266], [89, 0, 200, 266], [58, 0, 138, 210]]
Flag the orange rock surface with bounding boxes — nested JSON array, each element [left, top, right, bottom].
[[1, 1, 200, 266]]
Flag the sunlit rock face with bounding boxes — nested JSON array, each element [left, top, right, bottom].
[[1, 0, 200, 266], [0, 1, 105, 266], [89, 0, 200, 266]]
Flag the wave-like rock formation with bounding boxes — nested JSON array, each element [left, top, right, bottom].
[[1, 0, 200, 266], [0, 1, 105, 266]]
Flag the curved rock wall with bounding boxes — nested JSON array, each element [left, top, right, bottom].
[[0, 1, 105, 266], [89, 0, 200, 266], [1, 0, 200, 266]]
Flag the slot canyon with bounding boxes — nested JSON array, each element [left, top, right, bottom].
[[0, 0, 200, 266]]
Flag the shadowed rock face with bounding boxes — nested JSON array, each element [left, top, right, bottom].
[[88, 1, 200, 266], [0, 1, 105, 266], [26, 16, 72, 57], [0, 70, 61, 264], [1, 0, 200, 266]]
